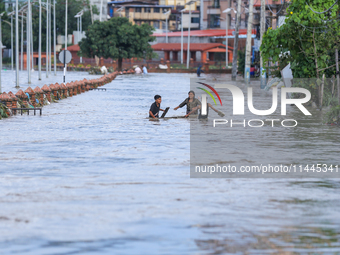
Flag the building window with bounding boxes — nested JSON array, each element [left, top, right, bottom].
[[154, 7, 160, 13], [153, 21, 160, 29], [191, 17, 199, 23], [212, 0, 220, 8], [209, 14, 220, 28], [145, 7, 151, 13], [135, 7, 142, 12]]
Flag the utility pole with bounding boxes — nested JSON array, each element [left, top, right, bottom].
[[46, 0, 49, 78], [39, 0, 42, 80], [27, 0, 31, 84], [21, 13, 23, 71], [186, 2, 192, 69], [231, 0, 241, 80], [180, 9, 184, 64], [0, 13, 3, 93], [100, 0, 103, 21], [80, 12, 82, 63], [10, 14, 13, 71], [15, 0, 19, 87], [223, 8, 234, 67], [336, 49, 340, 104], [200, 0, 203, 30], [260, 0, 266, 88], [54, 0, 56, 75], [49, 2, 51, 74], [31, 11, 33, 72], [64, 0, 67, 83], [244, 0, 254, 84]]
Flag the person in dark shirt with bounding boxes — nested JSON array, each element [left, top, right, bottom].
[[149, 95, 165, 118], [197, 65, 204, 77], [174, 90, 201, 117]]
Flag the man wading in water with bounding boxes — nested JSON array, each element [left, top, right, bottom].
[[174, 90, 225, 118], [149, 95, 165, 119]]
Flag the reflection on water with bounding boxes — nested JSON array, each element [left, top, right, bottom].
[[0, 73, 339, 254]]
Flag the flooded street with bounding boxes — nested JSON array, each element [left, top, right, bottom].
[[0, 72, 340, 254]]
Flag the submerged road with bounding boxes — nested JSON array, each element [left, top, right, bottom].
[[0, 72, 339, 254]]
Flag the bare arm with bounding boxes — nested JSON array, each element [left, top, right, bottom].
[[208, 103, 218, 113], [174, 99, 188, 110], [149, 111, 157, 119], [185, 105, 201, 117]]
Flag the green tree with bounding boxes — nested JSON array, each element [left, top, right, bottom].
[[260, 0, 340, 105], [79, 17, 156, 70], [261, 0, 340, 78]]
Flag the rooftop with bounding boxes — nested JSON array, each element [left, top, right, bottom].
[[153, 29, 256, 37], [151, 43, 233, 51]]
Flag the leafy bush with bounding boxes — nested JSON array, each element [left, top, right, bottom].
[[237, 50, 245, 75], [325, 105, 340, 124], [88, 66, 101, 75]]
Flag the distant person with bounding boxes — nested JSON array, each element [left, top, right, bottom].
[[197, 65, 204, 77], [142, 65, 148, 74], [174, 90, 201, 117], [135, 66, 142, 74], [149, 95, 165, 119]]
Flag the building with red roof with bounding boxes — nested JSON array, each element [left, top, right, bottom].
[[151, 43, 233, 62]]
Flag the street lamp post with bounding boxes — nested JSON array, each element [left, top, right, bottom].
[[54, 0, 56, 75], [75, 10, 84, 63], [20, 10, 24, 72], [244, 1, 254, 85], [64, 0, 67, 83], [31, 11, 33, 72], [9, 12, 14, 71], [46, 0, 49, 78], [27, 0, 31, 84], [0, 12, 5, 93], [100, 0, 103, 21], [180, 9, 185, 64], [185, 0, 197, 69], [223, 8, 236, 67], [39, 0, 42, 79], [164, 10, 171, 43], [49, 2, 51, 74], [15, 0, 19, 87]]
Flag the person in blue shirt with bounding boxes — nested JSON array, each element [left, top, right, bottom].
[[197, 65, 204, 77], [142, 65, 148, 74]]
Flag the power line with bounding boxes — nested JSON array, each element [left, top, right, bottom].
[[306, 0, 339, 14]]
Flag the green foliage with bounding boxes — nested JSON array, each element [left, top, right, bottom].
[[88, 66, 101, 74], [325, 105, 340, 124], [79, 17, 155, 69], [237, 50, 245, 75], [0, 104, 8, 118], [2, 57, 11, 64], [260, 0, 340, 80]]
